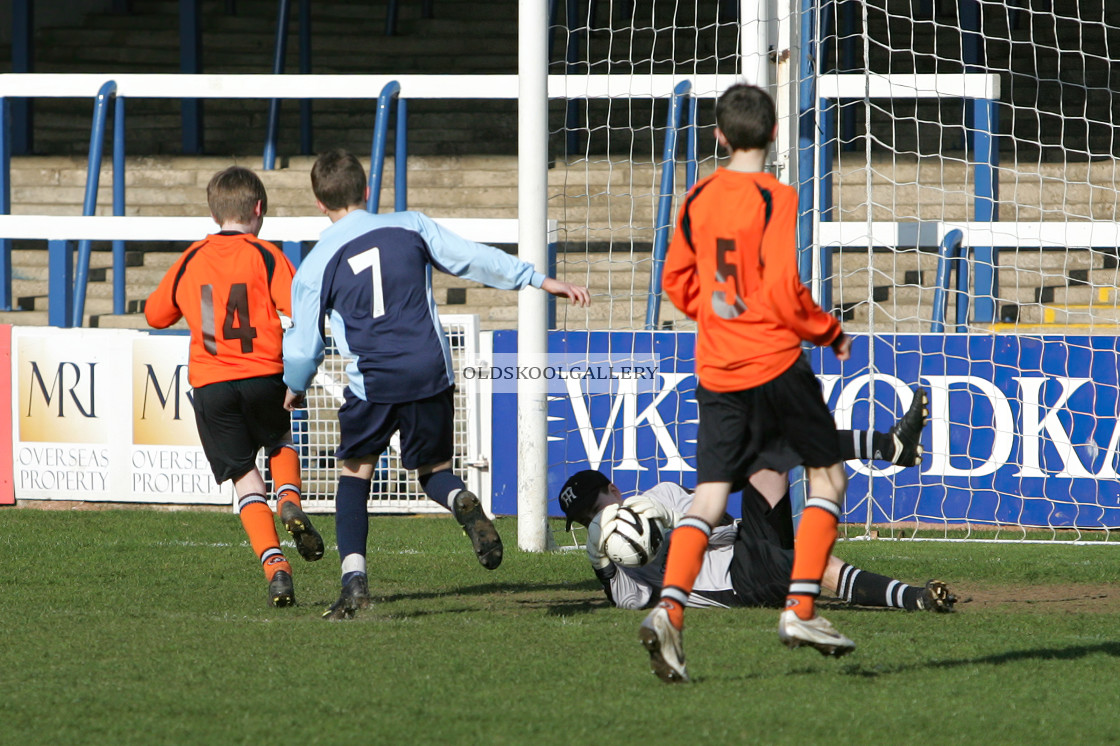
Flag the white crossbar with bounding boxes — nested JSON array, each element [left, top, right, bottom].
[[817, 73, 1000, 100], [818, 221, 1120, 249], [0, 215, 550, 244], [0, 73, 734, 100]]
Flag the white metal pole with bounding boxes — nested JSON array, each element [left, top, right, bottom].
[[517, 0, 550, 552], [740, 0, 770, 88], [775, 0, 794, 184]]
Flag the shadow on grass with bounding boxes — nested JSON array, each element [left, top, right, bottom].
[[291, 578, 604, 608], [831, 641, 1120, 678], [298, 578, 608, 619]]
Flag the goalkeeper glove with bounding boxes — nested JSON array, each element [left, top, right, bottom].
[[622, 495, 681, 529], [585, 507, 615, 570]]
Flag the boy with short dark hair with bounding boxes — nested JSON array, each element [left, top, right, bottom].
[[644, 83, 854, 682], [146, 165, 323, 608], [283, 149, 591, 620]]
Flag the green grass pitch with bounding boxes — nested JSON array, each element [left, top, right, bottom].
[[1, 508, 1120, 745]]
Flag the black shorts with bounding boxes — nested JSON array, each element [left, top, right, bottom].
[[192, 374, 292, 484], [695, 355, 841, 488], [727, 488, 796, 607], [336, 386, 454, 469]]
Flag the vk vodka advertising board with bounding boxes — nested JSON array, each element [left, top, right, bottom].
[[490, 331, 1120, 529]]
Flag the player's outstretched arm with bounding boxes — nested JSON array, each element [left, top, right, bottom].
[[540, 277, 591, 307], [830, 331, 852, 361]]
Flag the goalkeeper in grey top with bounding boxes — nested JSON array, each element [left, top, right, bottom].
[[283, 149, 590, 620], [561, 472, 956, 613], [558, 388, 956, 612]]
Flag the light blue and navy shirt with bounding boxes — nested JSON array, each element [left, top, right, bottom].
[[283, 209, 545, 403]]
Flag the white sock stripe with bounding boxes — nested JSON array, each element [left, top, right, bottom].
[[678, 516, 712, 536], [789, 581, 821, 596], [687, 593, 731, 609], [804, 497, 841, 518], [237, 493, 268, 512], [885, 579, 901, 607], [894, 581, 909, 608], [340, 553, 367, 576], [865, 429, 874, 459], [852, 430, 862, 459], [274, 484, 301, 498], [839, 565, 859, 601], [661, 586, 689, 606], [259, 547, 283, 564]]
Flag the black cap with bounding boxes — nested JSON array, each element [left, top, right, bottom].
[[558, 470, 611, 530]]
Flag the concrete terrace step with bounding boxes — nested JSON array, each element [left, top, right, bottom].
[[11, 0, 731, 159], [1022, 304, 1120, 326], [6, 0, 1114, 162]]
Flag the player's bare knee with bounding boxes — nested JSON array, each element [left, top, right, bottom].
[[828, 463, 848, 495], [416, 460, 453, 477], [806, 465, 847, 505], [341, 454, 378, 479]]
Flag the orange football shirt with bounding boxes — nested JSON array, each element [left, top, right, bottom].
[[145, 232, 295, 388], [662, 169, 841, 392]]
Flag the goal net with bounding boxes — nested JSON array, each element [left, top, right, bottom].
[[543, 0, 743, 550], [541, 0, 1120, 547], [819, 0, 1120, 542]]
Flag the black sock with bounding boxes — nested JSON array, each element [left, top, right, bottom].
[[836, 563, 921, 609], [836, 430, 896, 462]]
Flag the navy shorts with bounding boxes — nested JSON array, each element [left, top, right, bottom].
[[191, 374, 292, 484], [336, 386, 455, 469], [695, 355, 841, 489]]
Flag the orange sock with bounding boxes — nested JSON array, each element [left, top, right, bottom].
[[269, 445, 303, 512], [659, 517, 712, 628], [787, 497, 840, 620], [238, 493, 291, 580]]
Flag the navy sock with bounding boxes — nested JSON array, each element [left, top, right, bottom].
[[418, 469, 464, 510], [334, 475, 371, 563]]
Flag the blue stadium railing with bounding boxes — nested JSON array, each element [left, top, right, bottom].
[[931, 229, 969, 333], [10, 0, 411, 167], [263, 0, 313, 170], [72, 81, 127, 327], [644, 81, 698, 330], [260, 0, 430, 168], [1, 77, 408, 327], [367, 82, 409, 214], [0, 72, 715, 328]]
